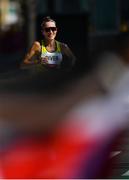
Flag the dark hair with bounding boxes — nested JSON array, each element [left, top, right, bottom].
[[41, 16, 56, 29]]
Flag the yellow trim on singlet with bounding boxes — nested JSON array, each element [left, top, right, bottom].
[[56, 41, 61, 52], [41, 40, 61, 53]]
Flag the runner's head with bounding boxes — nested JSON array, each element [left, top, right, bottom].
[[41, 16, 57, 41]]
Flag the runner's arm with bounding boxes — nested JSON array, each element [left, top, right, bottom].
[[23, 41, 41, 65], [61, 43, 76, 67]]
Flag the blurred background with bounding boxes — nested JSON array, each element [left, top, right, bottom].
[[0, 0, 129, 72]]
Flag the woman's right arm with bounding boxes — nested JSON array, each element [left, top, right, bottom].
[[23, 41, 41, 65]]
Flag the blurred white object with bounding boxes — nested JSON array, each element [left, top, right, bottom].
[[97, 52, 128, 92]]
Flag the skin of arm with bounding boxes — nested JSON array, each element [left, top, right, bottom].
[[61, 43, 76, 67], [23, 41, 41, 65]]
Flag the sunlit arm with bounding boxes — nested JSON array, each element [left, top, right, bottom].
[[23, 41, 41, 65]]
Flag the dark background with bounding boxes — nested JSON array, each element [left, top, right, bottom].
[[0, 0, 129, 73]]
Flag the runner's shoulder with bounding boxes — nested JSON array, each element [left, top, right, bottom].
[[59, 42, 68, 50], [32, 41, 41, 51]]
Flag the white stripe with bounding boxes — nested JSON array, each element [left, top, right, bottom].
[[122, 170, 129, 176], [110, 151, 121, 158]]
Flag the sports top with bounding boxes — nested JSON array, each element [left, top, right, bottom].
[[40, 40, 63, 67]]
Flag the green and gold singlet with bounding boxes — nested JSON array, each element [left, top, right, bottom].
[[34, 40, 63, 73]]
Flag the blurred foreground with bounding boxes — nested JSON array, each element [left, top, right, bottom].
[[0, 49, 128, 178]]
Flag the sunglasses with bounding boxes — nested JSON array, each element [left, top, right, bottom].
[[44, 27, 57, 32]]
